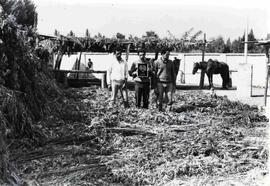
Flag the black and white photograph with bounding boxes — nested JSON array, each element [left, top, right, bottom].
[[0, 0, 269, 185], [137, 63, 148, 77]]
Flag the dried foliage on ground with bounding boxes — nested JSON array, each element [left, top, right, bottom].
[[0, 1, 268, 185], [8, 88, 268, 185]]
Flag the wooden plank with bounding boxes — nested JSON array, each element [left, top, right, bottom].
[[125, 44, 130, 62], [67, 79, 101, 88], [106, 127, 156, 136], [53, 70, 106, 74], [53, 69, 106, 87], [76, 52, 83, 79], [54, 51, 63, 70], [193, 70, 237, 75]]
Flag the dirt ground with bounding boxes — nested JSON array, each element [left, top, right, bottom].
[[7, 87, 269, 186]]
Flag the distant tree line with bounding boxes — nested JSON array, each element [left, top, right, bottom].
[[52, 28, 269, 54], [205, 29, 266, 53]]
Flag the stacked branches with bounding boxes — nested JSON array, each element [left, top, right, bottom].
[[0, 0, 62, 183]]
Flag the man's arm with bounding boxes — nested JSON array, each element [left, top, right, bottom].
[[107, 61, 113, 86]]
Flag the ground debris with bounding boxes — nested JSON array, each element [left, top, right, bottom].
[[9, 88, 269, 185]]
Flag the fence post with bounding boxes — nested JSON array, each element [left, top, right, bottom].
[[199, 33, 206, 89], [264, 46, 269, 106], [250, 65, 253, 97], [183, 54, 186, 84], [101, 72, 107, 89]]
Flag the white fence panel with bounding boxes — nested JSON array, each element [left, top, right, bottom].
[[58, 52, 267, 87]]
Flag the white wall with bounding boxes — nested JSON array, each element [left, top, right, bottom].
[[58, 52, 267, 87], [179, 53, 267, 87]]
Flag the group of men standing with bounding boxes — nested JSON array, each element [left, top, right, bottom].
[[107, 47, 179, 111]]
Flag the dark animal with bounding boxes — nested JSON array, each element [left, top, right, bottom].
[[192, 59, 231, 89], [173, 57, 181, 82]]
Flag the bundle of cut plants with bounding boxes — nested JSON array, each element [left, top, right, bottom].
[[0, 0, 65, 184]]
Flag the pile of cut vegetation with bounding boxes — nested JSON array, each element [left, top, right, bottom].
[[0, 1, 63, 184], [11, 87, 268, 185]]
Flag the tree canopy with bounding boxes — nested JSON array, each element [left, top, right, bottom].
[[43, 29, 206, 54], [0, 0, 37, 27], [45, 27, 268, 54]]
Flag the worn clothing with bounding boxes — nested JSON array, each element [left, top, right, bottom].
[[157, 82, 173, 110], [154, 58, 175, 111], [107, 58, 128, 83], [129, 58, 152, 108], [129, 59, 152, 83], [154, 58, 175, 83], [107, 58, 129, 107], [110, 79, 128, 104], [135, 82, 150, 108]]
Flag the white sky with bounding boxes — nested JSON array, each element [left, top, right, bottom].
[[33, 0, 270, 41]]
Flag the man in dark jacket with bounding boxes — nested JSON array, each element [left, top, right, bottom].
[[154, 49, 175, 111], [129, 49, 152, 108]]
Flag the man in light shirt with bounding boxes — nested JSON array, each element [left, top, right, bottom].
[[107, 47, 129, 108]]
